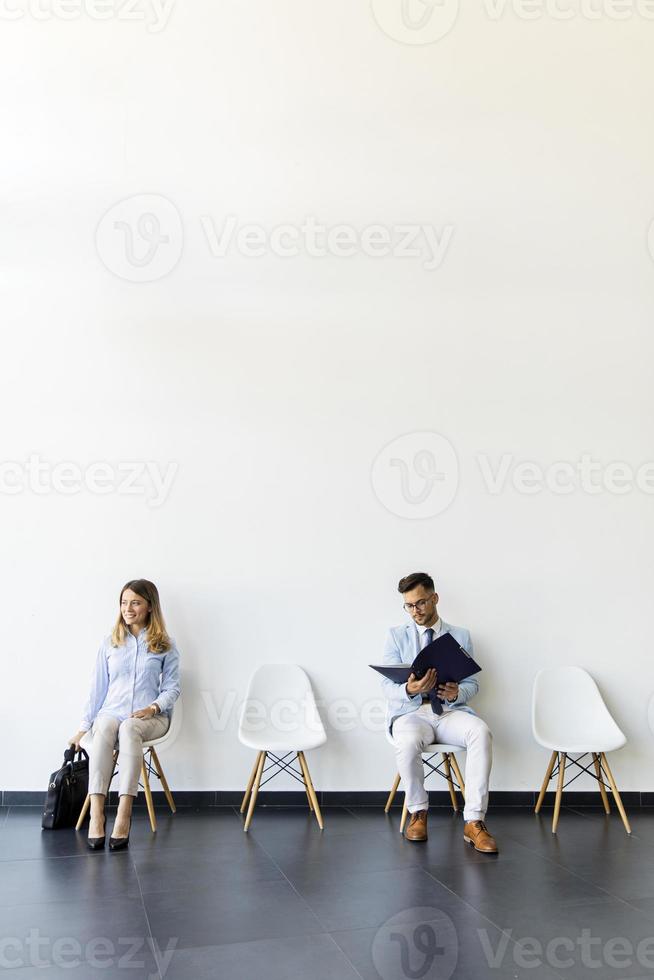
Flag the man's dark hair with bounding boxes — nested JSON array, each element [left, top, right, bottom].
[[397, 572, 435, 594]]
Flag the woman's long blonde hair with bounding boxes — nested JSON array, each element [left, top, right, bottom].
[[111, 579, 171, 654]]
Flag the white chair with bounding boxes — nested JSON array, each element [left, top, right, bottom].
[[532, 666, 630, 834], [75, 697, 182, 833], [238, 664, 326, 831], [384, 731, 467, 834]]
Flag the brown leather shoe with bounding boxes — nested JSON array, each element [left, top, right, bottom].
[[463, 820, 498, 853], [405, 810, 428, 842]]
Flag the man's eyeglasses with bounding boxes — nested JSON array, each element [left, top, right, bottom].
[[403, 595, 436, 613]]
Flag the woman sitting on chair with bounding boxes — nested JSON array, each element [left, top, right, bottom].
[[69, 579, 181, 851]]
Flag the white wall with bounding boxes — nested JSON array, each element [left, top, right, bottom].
[[2, 0, 654, 793]]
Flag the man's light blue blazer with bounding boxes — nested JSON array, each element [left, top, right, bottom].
[[382, 619, 479, 734]]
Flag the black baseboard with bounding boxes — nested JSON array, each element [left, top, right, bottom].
[[1, 789, 649, 807]]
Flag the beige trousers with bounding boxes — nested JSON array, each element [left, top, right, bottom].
[[88, 712, 170, 798], [392, 705, 492, 822]]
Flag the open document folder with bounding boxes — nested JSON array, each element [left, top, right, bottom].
[[370, 630, 482, 685]]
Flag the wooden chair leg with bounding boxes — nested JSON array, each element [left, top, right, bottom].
[[109, 751, 118, 793], [535, 751, 558, 814], [240, 752, 263, 814], [141, 754, 157, 832], [443, 754, 458, 813], [385, 773, 401, 813], [552, 752, 566, 834], [449, 754, 466, 799], [298, 752, 323, 830], [244, 751, 266, 832], [296, 752, 313, 813], [76, 793, 91, 830], [592, 753, 610, 814], [400, 799, 408, 834], [600, 753, 631, 834], [299, 752, 314, 812], [150, 747, 176, 814]]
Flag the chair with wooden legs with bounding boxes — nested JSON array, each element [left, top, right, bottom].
[[75, 698, 182, 833], [532, 666, 631, 834], [239, 664, 326, 832], [384, 739, 466, 834]]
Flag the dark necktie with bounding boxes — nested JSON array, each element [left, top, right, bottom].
[[422, 627, 442, 715]]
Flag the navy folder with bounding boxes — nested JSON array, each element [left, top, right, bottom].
[[370, 631, 482, 686]]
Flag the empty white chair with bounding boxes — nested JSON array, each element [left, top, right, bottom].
[[239, 664, 326, 831], [532, 666, 630, 834], [384, 731, 467, 834], [76, 694, 182, 834]]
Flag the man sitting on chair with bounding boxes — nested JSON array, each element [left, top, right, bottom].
[[382, 571, 498, 852]]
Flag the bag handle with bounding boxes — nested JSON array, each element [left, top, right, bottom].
[[63, 746, 88, 764]]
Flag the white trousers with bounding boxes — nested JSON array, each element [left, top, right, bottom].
[[392, 705, 492, 822], [88, 712, 169, 798]]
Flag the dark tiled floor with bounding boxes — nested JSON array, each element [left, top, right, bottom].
[[2, 805, 654, 978]]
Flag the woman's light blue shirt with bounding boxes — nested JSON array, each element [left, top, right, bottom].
[[80, 629, 181, 731]]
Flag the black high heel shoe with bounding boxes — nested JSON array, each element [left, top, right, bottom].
[[109, 819, 131, 851], [87, 816, 106, 850]]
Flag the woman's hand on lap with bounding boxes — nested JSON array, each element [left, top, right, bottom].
[[131, 706, 158, 719]]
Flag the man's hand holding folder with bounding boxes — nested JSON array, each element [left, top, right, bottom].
[[406, 668, 459, 703], [406, 668, 438, 696]]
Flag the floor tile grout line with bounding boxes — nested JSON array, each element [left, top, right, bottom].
[[503, 831, 654, 918], [242, 833, 328, 928], [245, 831, 369, 980], [130, 852, 163, 980], [419, 865, 569, 980], [7, 807, 654, 977], [442, 817, 654, 932], [322, 932, 367, 980], [223, 818, 562, 980], [0, 849, 116, 864]]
